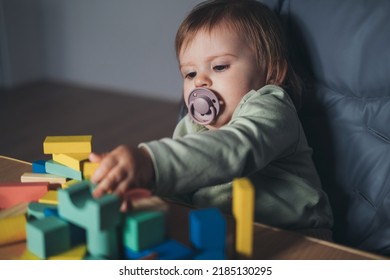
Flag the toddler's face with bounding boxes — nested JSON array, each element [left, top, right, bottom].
[[179, 27, 265, 129]]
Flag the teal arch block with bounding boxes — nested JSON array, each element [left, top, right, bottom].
[[58, 180, 120, 232], [122, 211, 165, 252], [189, 208, 226, 250], [27, 216, 71, 259], [45, 160, 82, 181]]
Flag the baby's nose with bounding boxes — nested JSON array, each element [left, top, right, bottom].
[[195, 73, 212, 88]]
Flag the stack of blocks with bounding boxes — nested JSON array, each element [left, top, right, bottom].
[[25, 179, 228, 260], [39, 135, 99, 182], [17, 135, 230, 260], [1, 135, 255, 259]]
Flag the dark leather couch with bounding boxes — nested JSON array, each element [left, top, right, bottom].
[[262, 0, 390, 255]]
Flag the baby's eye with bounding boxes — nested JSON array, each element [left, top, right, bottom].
[[213, 65, 230, 72], [185, 72, 196, 80]]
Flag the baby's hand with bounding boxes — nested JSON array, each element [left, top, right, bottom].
[[89, 145, 154, 200]]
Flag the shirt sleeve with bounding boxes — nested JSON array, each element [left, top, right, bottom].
[[140, 85, 301, 196]]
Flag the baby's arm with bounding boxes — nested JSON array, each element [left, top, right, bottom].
[[89, 145, 155, 199]]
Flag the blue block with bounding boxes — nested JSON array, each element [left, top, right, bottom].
[[194, 250, 226, 260], [154, 239, 193, 260], [189, 208, 226, 250], [124, 247, 155, 260], [124, 239, 193, 260], [32, 160, 46, 173]]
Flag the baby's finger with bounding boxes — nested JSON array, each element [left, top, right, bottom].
[[92, 166, 126, 198], [89, 152, 103, 163], [112, 179, 132, 199], [90, 156, 116, 184], [120, 200, 129, 212]]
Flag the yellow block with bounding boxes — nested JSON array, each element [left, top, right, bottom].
[[20, 249, 41, 260], [21, 172, 67, 184], [232, 177, 254, 258], [43, 135, 92, 154], [49, 244, 87, 260], [83, 162, 99, 179], [38, 190, 58, 205], [62, 179, 79, 189], [53, 153, 89, 171], [0, 214, 27, 246], [20, 244, 87, 260]]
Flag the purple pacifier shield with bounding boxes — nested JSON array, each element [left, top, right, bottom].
[[188, 88, 220, 125]]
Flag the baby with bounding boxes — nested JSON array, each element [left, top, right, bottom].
[[90, 0, 333, 233]]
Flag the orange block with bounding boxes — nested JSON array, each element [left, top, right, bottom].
[[0, 182, 49, 209]]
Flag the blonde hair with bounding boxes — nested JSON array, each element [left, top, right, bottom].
[[175, 0, 302, 109]]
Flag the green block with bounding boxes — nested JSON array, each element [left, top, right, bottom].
[[27, 202, 57, 220], [58, 180, 120, 231], [27, 216, 71, 259], [45, 160, 83, 180], [122, 211, 165, 252], [87, 227, 119, 259]]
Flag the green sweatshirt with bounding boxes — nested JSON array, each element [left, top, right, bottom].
[[140, 85, 333, 230]]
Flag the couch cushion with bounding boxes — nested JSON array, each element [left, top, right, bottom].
[[262, 0, 390, 255]]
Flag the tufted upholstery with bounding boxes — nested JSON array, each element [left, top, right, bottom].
[[262, 0, 390, 255]]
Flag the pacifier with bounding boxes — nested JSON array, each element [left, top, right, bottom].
[[187, 88, 221, 125]]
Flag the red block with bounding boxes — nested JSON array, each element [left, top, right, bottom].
[[0, 182, 49, 209]]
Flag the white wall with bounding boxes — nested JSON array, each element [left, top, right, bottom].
[[0, 0, 203, 101]]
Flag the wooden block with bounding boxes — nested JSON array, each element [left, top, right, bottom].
[[82, 161, 99, 179], [124, 239, 192, 260], [232, 177, 254, 258], [0, 182, 49, 209], [124, 247, 157, 260], [43, 207, 86, 246], [20, 244, 87, 260], [38, 190, 58, 205], [45, 160, 83, 181], [43, 135, 92, 154], [49, 244, 87, 260], [87, 226, 119, 259], [122, 211, 165, 252], [20, 249, 41, 260], [32, 160, 46, 173], [21, 172, 67, 184], [189, 208, 226, 251], [0, 202, 28, 219], [194, 250, 225, 260], [27, 202, 57, 220], [58, 180, 120, 231], [53, 153, 89, 171], [0, 214, 27, 246], [26, 216, 71, 259], [62, 179, 79, 189], [152, 239, 192, 260]]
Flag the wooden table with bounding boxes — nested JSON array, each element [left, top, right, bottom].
[[0, 155, 385, 260]]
